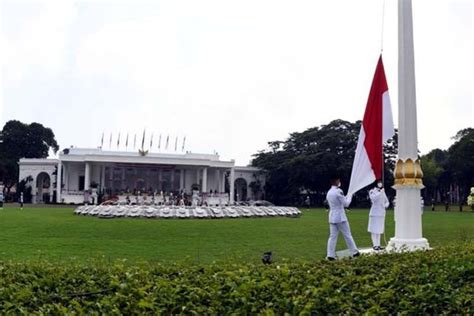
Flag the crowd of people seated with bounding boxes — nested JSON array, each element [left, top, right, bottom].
[[95, 188, 229, 207]]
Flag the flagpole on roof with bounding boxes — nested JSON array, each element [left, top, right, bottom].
[[141, 129, 146, 150], [150, 133, 154, 150], [117, 132, 121, 150]]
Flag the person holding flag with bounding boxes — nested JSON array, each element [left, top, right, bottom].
[[326, 175, 360, 261], [368, 180, 389, 250]]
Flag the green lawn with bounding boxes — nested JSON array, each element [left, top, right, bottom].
[[0, 205, 472, 263]]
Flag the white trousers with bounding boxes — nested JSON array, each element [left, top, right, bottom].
[[371, 233, 381, 247], [327, 221, 358, 258]]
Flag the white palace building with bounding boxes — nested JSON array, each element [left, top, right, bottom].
[[18, 147, 264, 205]]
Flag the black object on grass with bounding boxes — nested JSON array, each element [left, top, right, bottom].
[[262, 251, 272, 265]]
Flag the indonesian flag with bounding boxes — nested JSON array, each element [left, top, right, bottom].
[[348, 56, 395, 196]]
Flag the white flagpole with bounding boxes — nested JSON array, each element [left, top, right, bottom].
[[117, 132, 121, 150], [101, 132, 104, 148], [174, 136, 178, 151], [109, 133, 112, 149], [387, 0, 429, 251], [125, 133, 129, 151], [141, 129, 146, 150], [182, 136, 186, 152], [158, 134, 161, 151]]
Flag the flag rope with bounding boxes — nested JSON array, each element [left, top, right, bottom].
[[380, 0, 386, 53]]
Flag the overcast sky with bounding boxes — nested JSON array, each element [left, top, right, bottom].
[[1, 0, 472, 165]]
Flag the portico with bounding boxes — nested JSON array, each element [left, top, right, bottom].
[[19, 148, 264, 205]]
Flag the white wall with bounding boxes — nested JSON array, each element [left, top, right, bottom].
[[18, 161, 57, 203]]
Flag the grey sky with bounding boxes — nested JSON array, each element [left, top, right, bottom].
[[1, 0, 472, 165]]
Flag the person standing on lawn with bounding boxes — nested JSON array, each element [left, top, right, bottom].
[[19, 192, 24, 210], [326, 176, 360, 260], [368, 180, 389, 250]]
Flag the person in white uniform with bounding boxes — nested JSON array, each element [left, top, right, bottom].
[[368, 180, 389, 250], [326, 176, 360, 260], [20, 192, 24, 210]]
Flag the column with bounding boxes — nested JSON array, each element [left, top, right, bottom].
[[196, 168, 200, 187], [63, 162, 69, 192], [202, 167, 208, 193], [229, 168, 235, 204], [179, 169, 185, 191], [49, 180, 54, 203], [221, 171, 226, 193], [100, 165, 106, 190], [387, 0, 429, 251], [56, 161, 62, 203], [32, 175, 38, 204], [84, 162, 91, 191], [216, 169, 221, 193]]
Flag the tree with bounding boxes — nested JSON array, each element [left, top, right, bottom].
[[0, 120, 59, 195], [419, 129, 473, 205], [447, 128, 474, 201], [251, 119, 398, 206], [421, 156, 444, 202]]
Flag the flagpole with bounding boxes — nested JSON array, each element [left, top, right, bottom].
[[382, 143, 385, 187], [386, 0, 429, 251]]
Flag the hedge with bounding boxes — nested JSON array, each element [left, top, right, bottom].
[[1, 243, 473, 314]]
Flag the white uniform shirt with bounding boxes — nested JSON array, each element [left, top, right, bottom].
[[326, 185, 352, 223], [369, 188, 389, 217]]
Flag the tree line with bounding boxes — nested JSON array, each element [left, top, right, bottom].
[[1, 119, 472, 207], [251, 120, 473, 207]]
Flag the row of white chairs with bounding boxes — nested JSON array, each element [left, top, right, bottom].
[[74, 205, 301, 219]]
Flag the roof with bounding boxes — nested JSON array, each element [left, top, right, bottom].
[[59, 148, 235, 168], [18, 158, 59, 165]]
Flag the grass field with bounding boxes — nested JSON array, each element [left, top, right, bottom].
[[0, 205, 473, 263]]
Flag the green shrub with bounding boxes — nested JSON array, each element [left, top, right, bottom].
[[1, 243, 473, 314]]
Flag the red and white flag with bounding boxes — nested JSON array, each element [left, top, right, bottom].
[[348, 56, 394, 195]]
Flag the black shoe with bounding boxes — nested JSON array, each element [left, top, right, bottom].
[[373, 246, 379, 251], [327, 257, 336, 261], [378, 246, 385, 250], [352, 252, 361, 257]]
